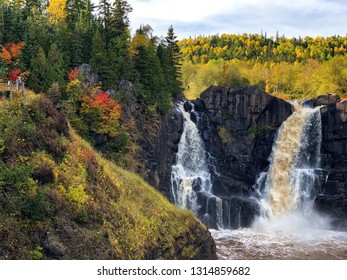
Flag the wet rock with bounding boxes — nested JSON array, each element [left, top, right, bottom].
[[314, 98, 347, 229], [310, 93, 341, 107], [183, 101, 192, 112]]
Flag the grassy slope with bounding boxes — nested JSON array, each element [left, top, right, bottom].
[[0, 94, 215, 260]]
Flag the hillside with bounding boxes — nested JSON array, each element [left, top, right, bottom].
[[179, 34, 347, 100], [0, 94, 216, 260]]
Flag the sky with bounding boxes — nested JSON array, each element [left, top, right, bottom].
[[101, 0, 347, 39]]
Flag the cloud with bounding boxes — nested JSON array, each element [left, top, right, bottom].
[[96, 0, 347, 38]]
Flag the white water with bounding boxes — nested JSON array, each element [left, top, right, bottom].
[[212, 103, 347, 259], [171, 103, 212, 212], [254, 102, 325, 229], [171, 102, 347, 259]]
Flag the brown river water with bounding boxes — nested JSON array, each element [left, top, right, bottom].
[[211, 227, 347, 260]]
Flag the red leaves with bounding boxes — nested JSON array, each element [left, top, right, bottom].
[[81, 91, 122, 137], [7, 69, 21, 81], [68, 67, 79, 81]]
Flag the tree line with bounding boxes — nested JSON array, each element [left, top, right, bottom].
[[179, 33, 347, 100], [0, 0, 182, 114]]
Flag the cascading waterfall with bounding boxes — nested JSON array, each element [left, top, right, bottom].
[[171, 103, 224, 229], [253, 102, 327, 230]]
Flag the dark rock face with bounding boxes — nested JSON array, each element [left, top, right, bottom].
[[193, 85, 292, 196], [151, 104, 184, 197], [151, 86, 293, 228], [314, 99, 347, 229]]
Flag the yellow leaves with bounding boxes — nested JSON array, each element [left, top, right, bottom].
[[47, 0, 67, 24]]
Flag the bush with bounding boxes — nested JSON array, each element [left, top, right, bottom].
[[21, 189, 54, 221]]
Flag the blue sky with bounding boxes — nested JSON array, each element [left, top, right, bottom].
[[100, 0, 347, 39]]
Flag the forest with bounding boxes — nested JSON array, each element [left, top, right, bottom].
[[0, 1, 216, 260], [0, 0, 182, 163], [179, 33, 347, 100]]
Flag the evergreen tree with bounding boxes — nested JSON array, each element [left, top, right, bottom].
[[28, 47, 49, 93], [98, 0, 112, 44], [165, 25, 182, 97], [110, 0, 132, 38], [89, 29, 108, 82], [133, 28, 169, 114], [0, 4, 4, 44], [47, 43, 65, 88]]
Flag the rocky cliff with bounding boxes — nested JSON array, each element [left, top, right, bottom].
[[151, 86, 293, 228], [312, 94, 347, 229], [0, 95, 216, 260]]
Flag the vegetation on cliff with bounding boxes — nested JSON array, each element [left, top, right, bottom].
[[0, 94, 215, 259]]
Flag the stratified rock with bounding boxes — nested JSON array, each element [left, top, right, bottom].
[[315, 99, 347, 228], [151, 86, 292, 228], [195, 85, 292, 189]]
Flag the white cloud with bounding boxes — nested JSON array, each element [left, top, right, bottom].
[[93, 0, 347, 38]]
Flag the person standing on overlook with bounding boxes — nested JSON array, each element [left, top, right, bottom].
[[16, 76, 24, 96]]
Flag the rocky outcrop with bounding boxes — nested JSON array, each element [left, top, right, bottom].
[[192, 86, 293, 196], [314, 97, 347, 229], [151, 86, 293, 228], [151, 105, 184, 197]]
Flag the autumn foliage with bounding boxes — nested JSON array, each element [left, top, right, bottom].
[[7, 69, 21, 81], [0, 42, 25, 65], [68, 67, 79, 81], [81, 91, 122, 137]]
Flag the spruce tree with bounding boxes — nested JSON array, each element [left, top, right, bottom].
[[110, 0, 132, 38], [28, 47, 49, 93], [47, 43, 65, 88], [0, 4, 4, 44], [165, 25, 182, 97], [89, 29, 108, 83], [98, 0, 112, 44]]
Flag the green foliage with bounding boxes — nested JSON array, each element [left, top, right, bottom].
[[28, 48, 49, 93], [0, 93, 211, 260], [218, 126, 232, 143], [47, 43, 66, 89], [248, 123, 276, 139], [21, 189, 54, 221], [106, 132, 129, 157]]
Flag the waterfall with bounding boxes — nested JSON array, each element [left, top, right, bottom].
[[171, 103, 223, 229], [254, 102, 328, 230]]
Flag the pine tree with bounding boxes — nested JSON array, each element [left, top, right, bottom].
[[89, 29, 108, 81], [133, 28, 169, 114], [0, 4, 4, 45], [165, 25, 182, 97], [98, 0, 111, 44], [110, 0, 132, 38], [47, 43, 65, 88], [28, 47, 49, 93]]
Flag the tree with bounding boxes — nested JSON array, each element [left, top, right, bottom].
[[110, 0, 132, 38], [89, 29, 108, 82], [47, 43, 65, 88], [0, 3, 4, 44], [165, 25, 182, 97], [28, 47, 49, 93], [133, 27, 169, 114], [47, 0, 67, 24], [98, 0, 111, 43]]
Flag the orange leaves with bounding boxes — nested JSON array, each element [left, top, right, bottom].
[[81, 92, 122, 137], [68, 67, 79, 81], [0, 42, 25, 65]]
